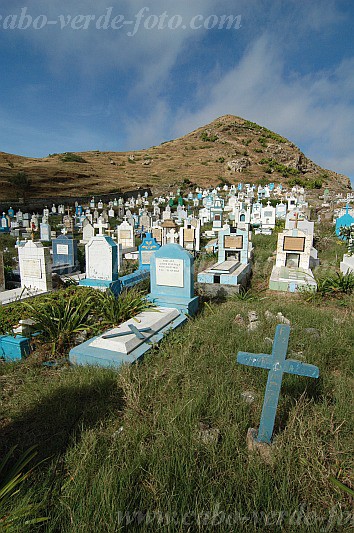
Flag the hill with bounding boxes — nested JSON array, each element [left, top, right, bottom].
[[0, 115, 351, 201]]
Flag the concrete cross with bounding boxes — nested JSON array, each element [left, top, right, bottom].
[[237, 325, 319, 444], [94, 218, 109, 236], [102, 324, 153, 340]]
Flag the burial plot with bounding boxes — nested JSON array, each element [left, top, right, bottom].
[[198, 225, 252, 295], [18, 241, 52, 294], [269, 228, 317, 292], [69, 243, 197, 368], [335, 205, 354, 239], [179, 219, 201, 252], [79, 233, 122, 295], [117, 219, 135, 250], [148, 243, 199, 315], [138, 233, 160, 271], [40, 222, 51, 242], [80, 218, 95, 244], [52, 235, 78, 274]]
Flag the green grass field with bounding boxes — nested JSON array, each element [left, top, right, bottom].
[[0, 226, 353, 532]]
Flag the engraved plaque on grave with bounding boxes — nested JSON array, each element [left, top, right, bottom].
[[141, 251, 153, 264], [119, 230, 131, 239], [224, 235, 243, 249], [156, 258, 184, 287], [184, 229, 195, 242], [57, 244, 69, 255], [22, 259, 42, 278], [283, 236, 305, 252]]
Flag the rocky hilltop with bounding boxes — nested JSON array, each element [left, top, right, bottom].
[[0, 115, 351, 201]]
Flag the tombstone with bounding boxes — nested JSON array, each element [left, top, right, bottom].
[[275, 202, 287, 220], [0, 213, 10, 233], [0, 251, 5, 291], [237, 325, 319, 444], [140, 212, 151, 232], [148, 244, 199, 315], [117, 219, 134, 249], [198, 225, 252, 294], [108, 208, 115, 219], [138, 233, 160, 271], [98, 200, 103, 210], [8, 207, 15, 218], [52, 235, 78, 273], [40, 222, 51, 242], [18, 240, 52, 293], [43, 206, 50, 219], [269, 228, 317, 292], [81, 218, 95, 244], [79, 234, 122, 295], [152, 226, 163, 246], [260, 202, 276, 232], [179, 219, 200, 252], [335, 205, 354, 239], [90, 197, 95, 209], [51, 204, 57, 214]]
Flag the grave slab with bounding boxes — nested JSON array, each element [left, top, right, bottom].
[[69, 307, 187, 368]]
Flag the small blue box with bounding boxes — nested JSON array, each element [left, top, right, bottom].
[[0, 335, 31, 362]]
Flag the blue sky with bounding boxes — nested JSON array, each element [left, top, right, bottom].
[[0, 1, 353, 185]]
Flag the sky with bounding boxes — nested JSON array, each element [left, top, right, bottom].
[[0, 1, 353, 185]]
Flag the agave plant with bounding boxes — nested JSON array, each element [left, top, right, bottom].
[[97, 288, 155, 327], [316, 271, 354, 295], [0, 446, 48, 531], [24, 289, 98, 353]]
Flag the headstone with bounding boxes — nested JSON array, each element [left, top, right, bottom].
[[138, 233, 160, 270], [52, 235, 78, 272], [117, 219, 134, 249], [18, 241, 52, 293], [237, 325, 319, 444], [148, 244, 198, 315], [269, 228, 317, 292], [40, 222, 51, 242], [79, 235, 122, 295], [81, 218, 95, 244]]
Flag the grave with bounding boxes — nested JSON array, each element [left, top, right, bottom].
[[69, 307, 187, 368], [117, 218, 135, 250], [80, 218, 95, 244], [40, 222, 51, 242], [52, 235, 79, 274], [335, 205, 354, 238], [237, 325, 319, 444], [79, 221, 122, 295], [148, 243, 199, 315], [269, 228, 317, 292], [18, 240, 52, 294], [198, 225, 253, 295], [138, 233, 160, 270], [179, 219, 201, 252]]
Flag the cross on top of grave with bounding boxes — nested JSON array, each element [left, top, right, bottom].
[[237, 324, 319, 444], [94, 218, 109, 236], [102, 324, 153, 340]]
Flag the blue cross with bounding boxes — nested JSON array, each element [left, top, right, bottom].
[[102, 324, 152, 340], [237, 325, 319, 444]]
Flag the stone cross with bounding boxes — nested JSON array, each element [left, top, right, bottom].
[[94, 218, 109, 236], [102, 324, 152, 340], [237, 325, 319, 444]]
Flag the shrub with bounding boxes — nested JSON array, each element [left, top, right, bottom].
[[9, 172, 31, 191], [60, 153, 87, 163], [97, 288, 155, 327], [200, 131, 218, 142]]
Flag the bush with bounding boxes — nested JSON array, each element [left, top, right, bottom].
[[200, 131, 218, 142], [60, 153, 87, 163], [9, 172, 31, 191]]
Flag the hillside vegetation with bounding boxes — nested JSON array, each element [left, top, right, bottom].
[[0, 115, 351, 201]]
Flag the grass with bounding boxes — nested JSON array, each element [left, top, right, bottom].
[[0, 226, 353, 532]]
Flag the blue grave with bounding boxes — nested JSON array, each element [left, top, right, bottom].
[[237, 325, 319, 444], [0, 335, 31, 362], [52, 235, 78, 274], [79, 235, 121, 296], [335, 205, 354, 239], [198, 225, 252, 292], [138, 232, 160, 271]]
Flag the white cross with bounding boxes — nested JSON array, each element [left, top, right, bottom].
[[94, 217, 109, 236]]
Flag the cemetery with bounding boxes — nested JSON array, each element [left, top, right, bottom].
[[0, 185, 353, 531]]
